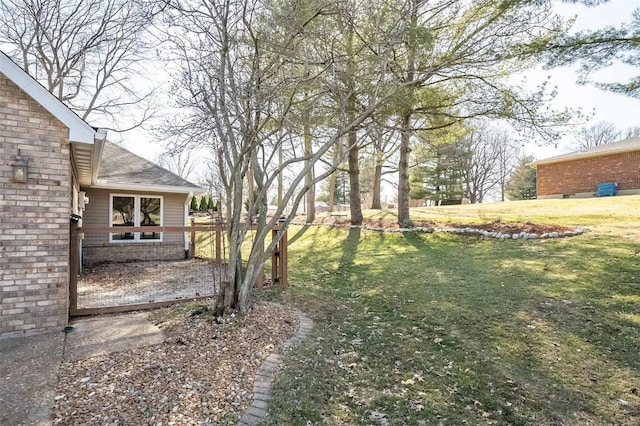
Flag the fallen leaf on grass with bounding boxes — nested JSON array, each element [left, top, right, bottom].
[[409, 400, 425, 411]]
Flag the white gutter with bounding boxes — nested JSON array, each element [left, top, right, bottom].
[[530, 146, 640, 167], [184, 193, 191, 252], [92, 182, 205, 194]]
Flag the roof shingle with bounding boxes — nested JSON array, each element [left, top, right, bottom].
[[95, 141, 202, 192], [530, 138, 640, 166]]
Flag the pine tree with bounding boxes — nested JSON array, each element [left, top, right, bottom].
[[190, 196, 199, 212], [199, 195, 209, 212], [410, 141, 470, 205], [506, 156, 537, 200]]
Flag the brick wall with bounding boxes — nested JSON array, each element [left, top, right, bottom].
[[537, 151, 640, 196], [82, 242, 185, 266], [0, 73, 71, 336]]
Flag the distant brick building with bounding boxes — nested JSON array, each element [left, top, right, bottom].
[[530, 138, 640, 199]]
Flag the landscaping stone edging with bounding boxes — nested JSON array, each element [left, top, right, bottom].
[[292, 221, 586, 240], [236, 311, 313, 426], [435, 226, 586, 240]]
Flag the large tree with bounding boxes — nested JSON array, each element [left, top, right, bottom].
[[461, 125, 517, 204], [410, 140, 469, 204], [409, 122, 521, 204], [156, 148, 199, 181], [162, 0, 578, 313], [387, 0, 572, 227], [368, 115, 399, 209], [163, 0, 416, 314]]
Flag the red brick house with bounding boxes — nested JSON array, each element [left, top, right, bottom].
[[1, 52, 202, 336], [530, 138, 640, 199]]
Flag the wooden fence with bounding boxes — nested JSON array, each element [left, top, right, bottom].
[[69, 221, 288, 316]]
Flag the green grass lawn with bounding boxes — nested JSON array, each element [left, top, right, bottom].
[[259, 196, 640, 425], [367, 195, 640, 241]]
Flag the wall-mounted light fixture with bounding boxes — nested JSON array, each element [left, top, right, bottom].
[[12, 149, 29, 183]]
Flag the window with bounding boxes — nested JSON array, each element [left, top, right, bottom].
[[110, 194, 163, 242]]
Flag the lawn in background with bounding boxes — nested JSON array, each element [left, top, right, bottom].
[[369, 194, 640, 240], [262, 196, 640, 425]]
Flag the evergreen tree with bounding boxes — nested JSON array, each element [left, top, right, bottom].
[[199, 195, 209, 212], [506, 156, 537, 200], [410, 140, 470, 204], [190, 196, 199, 212], [319, 170, 349, 205], [542, 2, 640, 99]]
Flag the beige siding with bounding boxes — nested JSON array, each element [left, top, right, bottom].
[[0, 73, 71, 335], [81, 188, 189, 265]]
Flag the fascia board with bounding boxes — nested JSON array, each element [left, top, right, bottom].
[[91, 182, 206, 194], [529, 146, 640, 167]]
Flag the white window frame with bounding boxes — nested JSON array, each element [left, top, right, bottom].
[[109, 194, 164, 243]]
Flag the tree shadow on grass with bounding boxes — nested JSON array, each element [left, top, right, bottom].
[[271, 229, 640, 425], [287, 225, 310, 246], [339, 227, 361, 269]]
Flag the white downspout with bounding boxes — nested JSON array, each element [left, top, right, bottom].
[[184, 193, 192, 254]]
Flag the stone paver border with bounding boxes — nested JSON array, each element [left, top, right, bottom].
[[292, 220, 586, 240], [237, 311, 313, 426]]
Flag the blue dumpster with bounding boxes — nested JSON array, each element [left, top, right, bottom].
[[596, 182, 617, 197]]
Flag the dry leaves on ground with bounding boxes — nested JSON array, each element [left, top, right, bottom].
[[52, 302, 298, 425]]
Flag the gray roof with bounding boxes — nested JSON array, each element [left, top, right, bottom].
[[530, 137, 640, 166], [94, 141, 203, 193]]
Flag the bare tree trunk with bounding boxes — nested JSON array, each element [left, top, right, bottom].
[[304, 115, 315, 223], [247, 163, 254, 219], [348, 126, 363, 224], [328, 174, 336, 212], [397, 0, 417, 228], [398, 112, 413, 227], [278, 136, 283, 206], [328, 173, 336, 213], [371, 148, 383, 209], [0, 0, 160, 131], [344, 22, 363, 225], [328, 138, 341, 212]]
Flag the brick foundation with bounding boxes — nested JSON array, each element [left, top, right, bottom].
[[82, 243, 185, 266]]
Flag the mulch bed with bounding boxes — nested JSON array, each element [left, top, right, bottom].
[[52, 302, 298, 425], [312, 217, 574, 234]]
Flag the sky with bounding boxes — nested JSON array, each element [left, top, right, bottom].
[[118, 0, 640, 185], [522, 0, 640, 159]]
